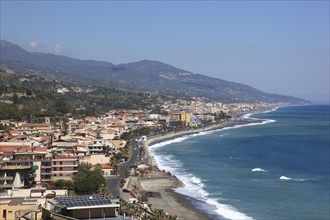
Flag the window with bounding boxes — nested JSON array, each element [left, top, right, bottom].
[[3, 210, 6, 219]]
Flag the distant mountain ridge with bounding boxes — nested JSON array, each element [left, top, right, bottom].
[[0, 40, 308, 104]]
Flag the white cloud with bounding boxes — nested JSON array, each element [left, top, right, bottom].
[[29, 41, 39, 49], [53, 44, 64, 53]]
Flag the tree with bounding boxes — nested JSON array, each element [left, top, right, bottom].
[[53, 179, 74, 189], [12, 94, 18, 104], [54, 98, 70, 115], [53, 179, 66, 188], [73, 164, 106, 194], [97, 184, 112, 198]]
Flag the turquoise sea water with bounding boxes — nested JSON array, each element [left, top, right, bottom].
[[149, 105, 330, 220]]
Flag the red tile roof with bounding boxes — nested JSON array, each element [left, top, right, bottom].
[[100, 164, 113, 169]]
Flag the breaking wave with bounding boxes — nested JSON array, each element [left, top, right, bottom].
[[279, 176, 309, 182], [252, 168, 266, 172]]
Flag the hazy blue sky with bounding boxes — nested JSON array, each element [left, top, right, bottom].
[[1, 1, 329, 103]]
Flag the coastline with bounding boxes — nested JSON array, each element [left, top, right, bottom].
[[139, 105, 330, 220], [148, 118, 257, 146], [142, 118, 259, 219]]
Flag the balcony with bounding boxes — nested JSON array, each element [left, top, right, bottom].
[[0, 184, 13, 188], [0, 176, 14, 181], [0, 165, 31, 170], [52, 170, 78, 174], [52, 164, 78, 167]]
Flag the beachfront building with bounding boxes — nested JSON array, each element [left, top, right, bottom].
[[181, 112, 191, 126]]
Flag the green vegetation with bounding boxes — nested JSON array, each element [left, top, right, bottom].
[[53, 179, 74, 189], [0, 68, 156, 121], [97, 184, 112, 198], [120, 127, 151, 141], [73, 163, 106, 195]]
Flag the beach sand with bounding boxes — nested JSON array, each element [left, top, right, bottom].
[[147, 188, 213, 220]]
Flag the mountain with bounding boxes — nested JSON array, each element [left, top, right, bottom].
[[0, 40, 308, 104]]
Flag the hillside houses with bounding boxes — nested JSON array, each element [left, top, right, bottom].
[[0, 100, 277, 192]]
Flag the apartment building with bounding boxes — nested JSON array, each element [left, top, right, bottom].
[[52, 157, 78, 181]]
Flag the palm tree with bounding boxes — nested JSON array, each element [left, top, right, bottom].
[[153, 209, 167, 220], [97, 184, 112, 198]]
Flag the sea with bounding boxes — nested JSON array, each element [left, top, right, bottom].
[[149, 105, 330, 220]]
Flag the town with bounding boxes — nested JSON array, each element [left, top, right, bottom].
[[0, 98, 281, 220]]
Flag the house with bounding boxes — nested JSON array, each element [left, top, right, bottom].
[[79, 154, 111, 166], [100, 164, 114, 176], [87, 139, 115, 155], [0, 198, 41, 220], [16, 123, 52, 135]]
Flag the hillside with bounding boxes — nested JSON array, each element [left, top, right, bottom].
[[0, 66, 155, 120], [0, 40, 309, 104]]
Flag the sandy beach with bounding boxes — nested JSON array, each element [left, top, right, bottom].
[[148, 118, 255, 146]]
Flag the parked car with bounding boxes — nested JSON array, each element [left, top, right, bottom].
[[122, 188, 130, 193], [146, 192, 154, 197], [128, 198, 138, 204]]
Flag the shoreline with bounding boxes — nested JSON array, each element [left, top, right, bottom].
[[148, 118, 258, 146], [142, 118, 260, 219]]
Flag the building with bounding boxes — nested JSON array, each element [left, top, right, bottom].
[[87, 139, 114, 155], [51, 157, 78, 181], [181, 112, 191, 126], [43, 194, 120, 219], [0, 198, 41, 220], [100, 164, 114, 176], [16, 123, 52, 135], [0, 162, 35, 191], [0, 146, 52, 187]]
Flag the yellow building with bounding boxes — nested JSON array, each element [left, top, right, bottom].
[[0, 198, 41, 220], [181, 112, 191, 126]]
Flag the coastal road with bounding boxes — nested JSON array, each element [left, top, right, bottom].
[[117, 139, 139, 177], [106, 139, 140, 197], [105, 176, 121, 198]]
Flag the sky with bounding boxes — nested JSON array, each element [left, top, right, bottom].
[[1, 1, 329, 104]]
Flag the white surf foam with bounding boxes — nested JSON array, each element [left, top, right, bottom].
[[220, 133, 229, 138], [149, 147, 254, 220], [279, 176, 291, 180], [251, 168, 266, 172], [242, 107, 278, 125], [147, 108, 283, 220], [149, 136, 190, 149], [279, 176, 309, 182]]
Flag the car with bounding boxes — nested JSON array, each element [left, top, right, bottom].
[[128, 198, 138, 204], [146, 192, 154, 197], [122, 188, 130, 193]]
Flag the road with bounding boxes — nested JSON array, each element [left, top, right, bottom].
[[105, 139, 140, 197]]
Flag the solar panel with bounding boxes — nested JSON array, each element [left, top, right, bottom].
[[56, 194, 114, 208]]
